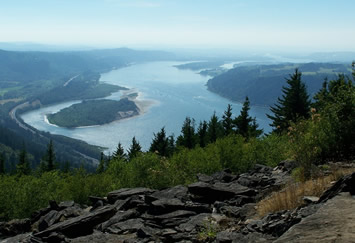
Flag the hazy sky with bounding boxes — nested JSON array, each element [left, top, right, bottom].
[[1, 0, 354, 51]]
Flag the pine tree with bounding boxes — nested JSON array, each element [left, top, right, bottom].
[[234, 97, 252, 137], [222, 104, 233, 135], [0, 153, 5, 174], [176, 117, 197, 149], [128, 137, 142, 160], [167, 135, 175, 156], [197, 121, 208, 147], [267, 69, 311, 133], [207, 112, 223, 143], [41, 140, 56, 172], [17, 143, 31, 175], [96, 152, 105, 173], [46, 140, 56, 171], [150, 127, 169, 157], [112, 142, 126, 161], [234, 97, 263, 139]]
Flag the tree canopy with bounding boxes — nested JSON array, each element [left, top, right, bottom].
[[234, 97, 263, 139], [267, 69, 311, 133]]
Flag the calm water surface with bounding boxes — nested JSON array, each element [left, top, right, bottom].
[[21, 62, 271, 153]]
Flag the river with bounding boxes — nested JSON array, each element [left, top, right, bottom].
[[21, 61, 271, 153]]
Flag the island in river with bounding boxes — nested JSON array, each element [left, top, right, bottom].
[[47, 98, 140, 128]]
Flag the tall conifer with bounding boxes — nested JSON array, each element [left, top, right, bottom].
[[267, 69, 311, 133], [128, 137, 142, 160]]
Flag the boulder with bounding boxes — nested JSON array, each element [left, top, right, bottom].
[[218, 205, 241, 218], [105, 218, 144, 235], [41, 232, 68, 243], [177, 213, 211, 233], [275, 192, 355, 243], [0, 233, 32, 243], [246, 210, 301, 237], [196, 173, 213, 183], [183, 201, 212, 214], [121, 195, 150, 213], [137, 226, 160, 239], [150, 198, 185, 214], [277, 160, 298, 172], [38, 210, 61, 231], [107, 188, 155, 203], [0, 218, 31, 236], [70, 230, 136, 243], [60, 205, 85, 219], [142, 210, 197, 228], [98, 209, 138, 231], [58, 201, 75, 209], [30, 207, 52, 225], [89, 196, 107, 205], [319, 172, 355, 203], [145, 185, 189, 202], [211, 169, 236, 183], [188, 181, 255, 203], [303, 196, 319, 205], [35, 205, 117, 238]]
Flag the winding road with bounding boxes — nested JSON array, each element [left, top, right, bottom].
[[8, 75, 99, 165]]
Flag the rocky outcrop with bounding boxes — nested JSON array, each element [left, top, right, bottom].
[[1, 163, 353, 243], [274, 192, 355, 243]]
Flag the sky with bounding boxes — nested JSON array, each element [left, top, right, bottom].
[[1, 0, 355, 52]]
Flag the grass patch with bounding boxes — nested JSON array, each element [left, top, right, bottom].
[[257, 166, 355, 217]]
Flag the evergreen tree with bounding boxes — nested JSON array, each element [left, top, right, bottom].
[[128, 137, 142, 160], [234, 97, 263, 139], [197, 120, 208, 147], [267, 69, 311, 133], [0, 153, 5, 174], [112, 142, 126, 161], [222, 104, 233, 135], [313, 79, 329, 111], [96, 152, 105, 173], [207, 112, 223, 143], [167, 135, 176, 156], [313, 74, 355, 158], [9, 153, 17, 175], [41, 140, 56, 172], [150, 127, 170, 157], [176, 117, 197, 149], [17, 143, 31, 175], [46, 140, 56, 171], [249, 119, 263, 138]]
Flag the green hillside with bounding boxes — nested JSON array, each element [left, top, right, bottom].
[[207, 63, 352, 105]]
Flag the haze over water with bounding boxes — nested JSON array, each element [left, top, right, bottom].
[[21, 61, 271, 153]]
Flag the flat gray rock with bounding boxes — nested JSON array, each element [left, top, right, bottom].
[[275, 192, 355, 243], [107, 188, 155, 203]]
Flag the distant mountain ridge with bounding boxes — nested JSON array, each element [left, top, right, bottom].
[[207, 62, 352, 106], [0, 48, 175, 83]]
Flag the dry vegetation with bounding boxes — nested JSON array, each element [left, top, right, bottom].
[[257, 164, 355, 217]]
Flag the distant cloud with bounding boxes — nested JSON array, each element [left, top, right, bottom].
[[104, 0, 161, 8]]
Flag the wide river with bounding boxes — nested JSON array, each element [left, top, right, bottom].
[[21, 61, 271, 153]]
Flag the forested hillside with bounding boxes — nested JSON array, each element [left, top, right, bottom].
[[207, 63, 351, 105], [0, 48, 176, 172]]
